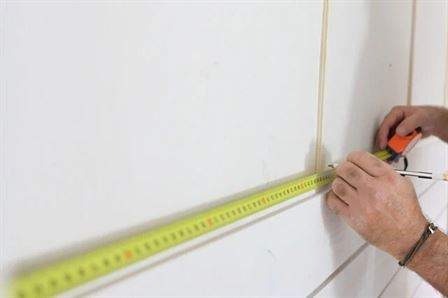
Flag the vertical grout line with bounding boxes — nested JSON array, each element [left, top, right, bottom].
[[440, 2, 448, 236], [444, 2, 448, 107], [406, 0, 417, 106], [445, 2, 448, 237], [0, 0, 6, 282], [314, 0, 329, 172], [310, 181, 440, 298]]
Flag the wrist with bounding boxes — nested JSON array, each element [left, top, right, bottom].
[[406, 229, 444, 270], [389, 218, 427, 261]]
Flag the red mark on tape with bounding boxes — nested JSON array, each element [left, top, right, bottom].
[[124, 250, 133, 260], [207, 218, 213, 226]]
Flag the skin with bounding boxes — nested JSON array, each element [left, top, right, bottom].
[[376, 105, 448, 148], [326, 105, 448, 295]]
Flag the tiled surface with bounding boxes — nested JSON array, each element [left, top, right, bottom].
[[3, 2, 328, 297], [411, 0, 448, 106], [316, 182, 447, 297], [2, 1, 447, 297], [322, 0, 412, 164]]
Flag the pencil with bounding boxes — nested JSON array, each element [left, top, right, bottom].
[[327, 164, 448, 182]]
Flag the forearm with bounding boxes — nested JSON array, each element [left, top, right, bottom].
[[406, 230, 448, 295], [325, 150, 448, 295]]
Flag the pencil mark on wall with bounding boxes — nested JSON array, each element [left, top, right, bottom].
[[266, 249, 277, 262]]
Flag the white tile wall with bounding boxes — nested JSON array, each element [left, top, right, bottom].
[[2, 1, 447, 297]]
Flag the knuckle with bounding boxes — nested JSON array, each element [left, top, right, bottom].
[[347, 167, 360, 180], [332, 179, 347, 197], [384, 172, 398, 183], [335, 163, 346, 176], [391, 106, 403, 113], [398, 105, 407, 110], [337, 162, 363, 181], [325, 191, 334, 202], [381, 160, 394, 171], [379, 165, 398, 180], [372, 156, 385, 168], [347, 150, 364, 161], [325, 192, 341, 215], [325, 193, 336, 210], [336, 162, 350, 175], [420, 110, 431, 123]]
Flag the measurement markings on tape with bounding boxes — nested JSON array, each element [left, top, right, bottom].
[[10, 150, 392, 298]]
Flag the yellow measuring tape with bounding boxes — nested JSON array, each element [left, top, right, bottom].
[[10, 150, 392, 298]]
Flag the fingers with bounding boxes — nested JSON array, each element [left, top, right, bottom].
[[347, 150, 391, 177], [395, 113, 425, 136], [376, 106, 407, 149], [331, 177, 356, 205], [335, 161, 373, 189], [326, 191, 350, 218]]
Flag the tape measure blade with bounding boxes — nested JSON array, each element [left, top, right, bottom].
[[9, 151, 388, 298]]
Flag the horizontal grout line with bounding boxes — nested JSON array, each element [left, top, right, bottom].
[[417, 181, 437, 198], [307, 180, 440, 297], [307, 242, 370, 297], [378, 267, 402, 298], [407, 206, 448, 298], [72, 190, 325, 297], [376, 198, 448, 297]]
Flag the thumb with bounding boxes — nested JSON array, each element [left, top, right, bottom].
[[396, 113, 422, 136]]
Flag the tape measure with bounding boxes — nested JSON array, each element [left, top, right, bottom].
[[386, 129, 422, 161], [9, 150, 392, 298]]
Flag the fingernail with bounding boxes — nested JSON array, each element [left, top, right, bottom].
[[396, 127, 405, 135]]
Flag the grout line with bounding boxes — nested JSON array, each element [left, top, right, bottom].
[[377, 267, 402, 298], [308, 181, 439, 298], [307, 242, 370, 297], [74, 191, 324, 297], [408, 198, 446, 298], [0, 0, 6, 282], [417, 181, 437, 198], [314, 0, 329, 172], [406, 0, 417, 106], [378, 199, 447, 298], [408, 202, 446, 298], [409, 280, 425, 298], [444, 1, 448, 107], [434, 202, 448, 227]]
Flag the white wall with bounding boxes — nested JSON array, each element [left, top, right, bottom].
[[1, 1, 447, 297]]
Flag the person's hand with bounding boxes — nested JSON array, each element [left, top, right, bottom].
[[325, 150, 427, 260], [376, 105, 448, 149]]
